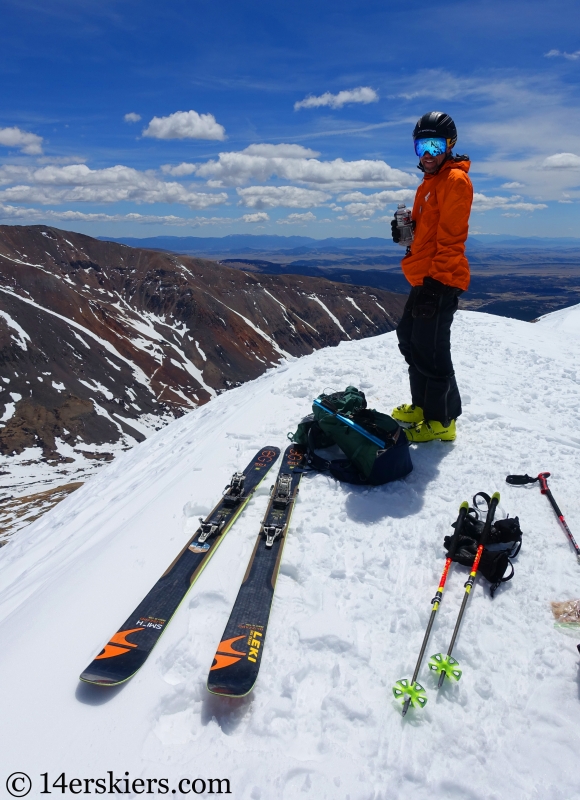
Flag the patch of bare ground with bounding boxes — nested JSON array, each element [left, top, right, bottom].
[[0, 482, 83, 546]]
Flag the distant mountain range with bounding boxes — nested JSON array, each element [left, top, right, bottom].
[[98, 233, 580, 322], [101, 233, 580, 254]]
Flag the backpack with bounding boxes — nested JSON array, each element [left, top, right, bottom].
[[443, 492, 523, 597], [290, 386, 413, 486]]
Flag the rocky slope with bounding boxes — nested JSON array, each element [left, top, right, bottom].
[[0, 225, 405, 475]]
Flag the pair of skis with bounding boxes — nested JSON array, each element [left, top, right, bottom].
[[80, 444, 306, 697], [393, 492, 500, 714]]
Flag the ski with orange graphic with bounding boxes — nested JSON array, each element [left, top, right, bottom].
[[207, 444, 307, 697], [79, 446, 281, 686]]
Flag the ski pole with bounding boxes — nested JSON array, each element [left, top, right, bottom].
[[506, 472, 580, 563], [393, 501, 469, 714], [429, 491, 500, 688]]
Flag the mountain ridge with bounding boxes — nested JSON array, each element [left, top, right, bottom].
[[0, 224, 405, 500]]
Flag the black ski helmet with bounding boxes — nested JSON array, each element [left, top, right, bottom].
[[413, 112, 457, 148]]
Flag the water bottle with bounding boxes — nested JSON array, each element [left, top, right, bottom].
[[395, 203, 414, 247]]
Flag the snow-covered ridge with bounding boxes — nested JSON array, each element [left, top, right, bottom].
[[537, 301, 580, 338], [0, 307, 579, 798]]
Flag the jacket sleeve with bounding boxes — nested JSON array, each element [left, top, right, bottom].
[[430, 172, 473, 289]]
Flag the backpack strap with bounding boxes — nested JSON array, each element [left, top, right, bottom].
[[490, 559, 515, 598], [473, 491, 491, 513], [304, 424, 331, 472]]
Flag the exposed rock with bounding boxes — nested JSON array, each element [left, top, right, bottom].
[[0, 224, 406, 461]]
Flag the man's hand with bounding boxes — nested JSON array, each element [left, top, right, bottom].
[[391, 217, 401, 244]]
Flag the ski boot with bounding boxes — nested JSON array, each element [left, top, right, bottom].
[[391, 403, 424, 425], [405, 419, 456, 443]]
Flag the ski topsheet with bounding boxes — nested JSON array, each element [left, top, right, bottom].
[[80, 446, 281, 686], [207, 444, 306, 697]]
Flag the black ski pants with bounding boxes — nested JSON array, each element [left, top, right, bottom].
[[396, 288, 461, 426]]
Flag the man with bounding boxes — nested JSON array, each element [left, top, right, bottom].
[[391, 111, 473, 442]]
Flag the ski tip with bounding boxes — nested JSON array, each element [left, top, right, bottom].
[[491, 491, 501, 502], [79, 671, 126, 687], [459, 500, 469, 510], [206, 682, 255, 699]]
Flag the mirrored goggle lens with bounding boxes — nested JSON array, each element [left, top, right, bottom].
[[414, 138, 447, 157]]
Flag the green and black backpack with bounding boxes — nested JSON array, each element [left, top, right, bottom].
[[290, 386, 413, 486]]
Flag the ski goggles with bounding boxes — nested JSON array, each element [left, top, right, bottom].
[[414, 137, 448, 157]]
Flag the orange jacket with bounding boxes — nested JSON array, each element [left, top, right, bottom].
[[401, 157, 473, 291]]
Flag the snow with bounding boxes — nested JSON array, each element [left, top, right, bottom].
[[537, 302, 580, 339], [79, 378, 114, 400], [0, 402, 15, 423], [309, 294, 351, 338], [195, 340, 207, 361], [0, 308, 580, 799], [346, 295, 373, 324], [213, 295, 291, 360], [0, 309, 31, 350]]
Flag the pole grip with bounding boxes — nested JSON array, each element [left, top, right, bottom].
[[446, 501, 469, 560], [479, 492, 500, 550], [537, 472, 551, 494]]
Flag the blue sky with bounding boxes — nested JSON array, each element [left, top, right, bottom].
[[0, 0, 579, 239]]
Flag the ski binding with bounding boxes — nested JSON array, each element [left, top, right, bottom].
[[262, 524, 283, 548], [198, 518, 226, 544], [222, 472, 246, 507]]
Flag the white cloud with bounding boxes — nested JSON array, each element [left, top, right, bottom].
[[0, 126, 43, 155], [242, 143, 319, 158], [294, 87, 378, 111], [391, 69, 580, 199], [143, 110, 226, 141], [277, 212, 317, 225], [241, 212, 269, 223], [196, 143, 416, 190], [542, 153, 580, 169], [36, 155, 87, 165], [337, 188, 416, 218], [236, 185, 330, 209], [502, 181, 525, 188], [0, 204, 233, 226], [124, 112, 141, 123], [0, 163, 228, 209], [545, 49, 580, 60], [161, 162, 198, 176], [472, 193, 547, 212]]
